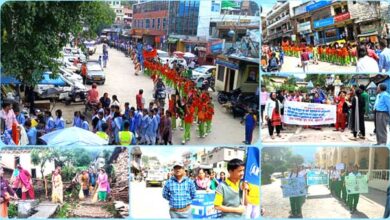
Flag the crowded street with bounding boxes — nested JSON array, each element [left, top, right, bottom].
[[47, 43, 259, 145], [262, 178, 386, 218]]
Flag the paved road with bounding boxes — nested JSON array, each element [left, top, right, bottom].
[[261, 178, 385, 218], [130, 181, 170, 219], [261, 120, 390, 145], [52, 44, 259, 145], [279, 56, 356, 73]]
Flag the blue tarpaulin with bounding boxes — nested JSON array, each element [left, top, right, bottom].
[[39, 72, 66, 86], [1, 75, 21, 84]]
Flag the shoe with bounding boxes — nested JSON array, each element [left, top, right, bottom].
[[271, 136, 275, 139], [349, 137, 358, 141], [333, 129, 339, 131], [205, 133, 208, 136], [180, 127, 184, 131], [181, 140, 186, 145], [359, 136, 365, 140], [277, 134, 282, 137]]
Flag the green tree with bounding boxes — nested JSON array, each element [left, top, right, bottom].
[[305, 75, 327, 87], [1, 1, 115, 86], [286, 155, 305, 167], [261, 148, 293, 184]]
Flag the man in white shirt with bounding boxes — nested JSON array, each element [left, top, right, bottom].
[[356, 45, 379, 72]]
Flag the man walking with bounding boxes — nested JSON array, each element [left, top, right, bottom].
[[375, 83, 390, 145], [300, 49, 310, 72], [162, 162, 196, 218], [379, 39, 390, 73]]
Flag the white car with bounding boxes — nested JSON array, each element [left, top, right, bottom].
[[58, 67, 83, 84], [62, 55, 82, 73], [62, 47, 86, 62], [157, 50, 170, 64], [191, 65, 216, 80]]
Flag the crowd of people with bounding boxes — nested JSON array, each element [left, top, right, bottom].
[[262, 38, 390, 73], [0, 39, 257, 146], [162, 159, 259, 219], [283, 164, 364, 218], [260, 81, 390, 145], [77, 168, 110, 202], [0, 163, 112, 217]]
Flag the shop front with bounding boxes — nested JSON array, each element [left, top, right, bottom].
[[297, 21, 312, 44], [215, 56, 259, 94], [357, 20, 382, 43]]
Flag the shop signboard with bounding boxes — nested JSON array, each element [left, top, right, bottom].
[[314, 17, 334, 29], [298, 21, 312, 33], [334, 12, 350, 23], [216, 59, 239, 70], [306, 1, 332, 12]]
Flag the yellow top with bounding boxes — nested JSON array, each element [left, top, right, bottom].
[[214, 178, 240, 206]]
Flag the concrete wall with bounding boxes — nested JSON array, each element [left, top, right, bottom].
[[0, 152, 55, 179]]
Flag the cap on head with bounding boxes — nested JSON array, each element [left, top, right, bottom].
[[173, 162, 184, 169]]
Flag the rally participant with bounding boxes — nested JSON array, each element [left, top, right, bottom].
[[341, 166, 351, 204], [348, 165, 362, 214], [197, 105, 206, 138], [54, 110, 65, 130], [285, 165, 305, 218], [209, 171, 219, 190], [24, 119, 37, 145], [246, 183, 260, 219], [118, 121, 136, 146], [96, 123, 110, 142], [162, 162, 196, 218], [241, 109, 256, 145], [87, 83, 100, 111], [195, 169, 211, 190], [375, 83, 390, 145], [265, 92, 282, 140], [182, 102, 194, 144], [168, 94, 177, 130], [349, 89, 366, 141], [205, 102, 214, 136], [334, 91, 348, 132], [44, 111, 55, 133], [214, 158, 248, 218]]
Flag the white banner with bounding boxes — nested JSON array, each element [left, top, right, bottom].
[[284, 101, 336, 125]]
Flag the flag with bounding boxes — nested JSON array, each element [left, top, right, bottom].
[[244, 147, 260, 186]]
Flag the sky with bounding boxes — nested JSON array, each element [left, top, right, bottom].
[[140, 147, 216, 163], [260, 0, 278, 15], [291, 147, 318, 164]]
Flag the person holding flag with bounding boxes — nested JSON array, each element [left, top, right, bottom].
[[214, 158, 248, 218]]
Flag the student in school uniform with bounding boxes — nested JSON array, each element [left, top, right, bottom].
[[348, 165, 362, 214], [284, 165, 306, 218]]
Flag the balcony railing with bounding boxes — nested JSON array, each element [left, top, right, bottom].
[[360, 169, 389, 191]]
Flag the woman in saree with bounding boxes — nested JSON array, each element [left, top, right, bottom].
[[0, 166, 19, 218], [51, 168, 63, 204]]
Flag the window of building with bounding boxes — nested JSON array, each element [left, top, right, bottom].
[[116, 1, 119, 5], [228, 151, 231, 156], [163, 18, 167, 29], [217, 66, 225, 81], [152, 19, 155, 29], [157, 18, 161, 29], [31, 169, 36, 179], [14, 156, 20, 167], [146, 19, 150, 29]]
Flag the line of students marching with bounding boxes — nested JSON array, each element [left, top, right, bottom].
[[328, 164, 362, 214]]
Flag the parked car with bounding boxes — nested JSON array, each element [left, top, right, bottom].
[[157, 50, 170, 64], [62, 47, 86, 62], [62, 55, 82, 73], [86, 61, 105, 85], [58, 67, 83, 84], [84, 40, 97, 55], [191, 65, 216, 80], [34, 72, 87, 103]]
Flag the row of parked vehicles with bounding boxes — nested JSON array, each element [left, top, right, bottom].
[[33, 42, 102, 105]]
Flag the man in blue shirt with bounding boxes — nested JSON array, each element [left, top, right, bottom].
[[379, 39, 390, 73], [163, 162, 196, 218], [24, 119, 37, 145], [14, 108, 26, 126], [375, 83, 390, 145]]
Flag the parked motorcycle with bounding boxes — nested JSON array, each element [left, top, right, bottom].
[[231, 93, 259, 118], [217, 88, 242, 105]]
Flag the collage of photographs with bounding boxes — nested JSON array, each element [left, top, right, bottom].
[[0, 0, 388, 219]]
